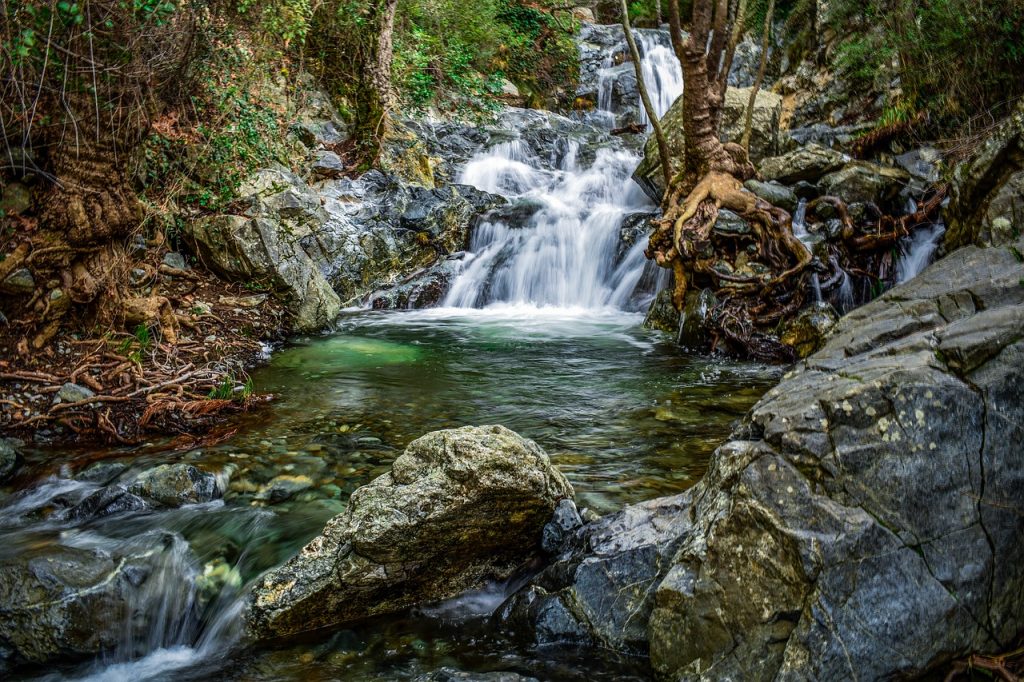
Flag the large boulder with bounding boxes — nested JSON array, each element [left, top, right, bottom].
[[0, 533, 197, 671], [819, 160, 911, 208], [945, 100, 1024, 250], [246, 425, 573, 640], [758, 142, 848, 184], [650, 241, 1024, 680], [633, 87, 783, 201]]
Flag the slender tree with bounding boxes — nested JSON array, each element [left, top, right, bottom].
[[621, 0, 673, 190], [741, 0, 774, 152]]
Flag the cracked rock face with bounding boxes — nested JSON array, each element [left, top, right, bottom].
[[245, 425, 573, 641], [649, 241, 1024, 680]]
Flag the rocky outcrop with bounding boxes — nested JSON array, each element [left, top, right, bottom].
[[246, 425, 573, 641], [506, 241, 1024, 681], [945, 100, 1024, 250], [634, 87, 783, 200]]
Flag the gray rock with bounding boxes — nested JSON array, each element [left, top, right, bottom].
[[634, 87, 783, 201], [0, 439, 22, 484], [420, 669, 539, 682], [895, 146, 942, 182], [650, 240, 1024, 680], [0, 533, 197, 669], [743, 179, 798, 213], [59, 485, 149, 522], [819, 160, 910, 207], [254, 474, 314, 504], [161, 252, 188, 270], [678, 288, 717, 349], [310, 150, 345, 179], [541, 498, 584, 554], [499, 493, 693, 652], [246, 425, 573, 641], [945, 101, 1024, 250], [56, 383, 95, 404], [128, 463, 222, 507], [367, 259, 461, 310], [779, 300, 839, 357], [758, 143, 848, 184], [712, 208, 752, 235]]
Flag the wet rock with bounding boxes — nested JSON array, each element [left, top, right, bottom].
[[649, 240, 1024, 680], [779, 300, 838, 357], [368, 260, 461, 310], [792, 180, 820, 200], [712, 208, 752, 235], [945, 100, 1024, 249], [0, 533, 197, 670], [742, 179, 798, 213], [678, 288, 717, 349], [310, 150, 345, 179], [162, 252, 188, 270], [59, 485, 148, 522], [634, 87, 783, 201], [819, 161, 911, 208], [642, 289, 679, 334], [128, 463, 222, 507], [541, 499, 584, 554], [895, 146, 942, 183], [498, 493, 693, 652], [254, 474, 314, 504], [56, 383, 95, 404], [246, 425, 573, 640], [758, 143, 848, 185], [420, 669, 539, 682], [0, 439, 22, 484], [0, 268, 34, 295]]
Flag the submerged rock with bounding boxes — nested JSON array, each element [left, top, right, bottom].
[[779, 300, 838, 357], [0, 439, 22, 484], [246, 425, 573, 641], [128, 463, 222, 507], [642, 289, 680, 334]]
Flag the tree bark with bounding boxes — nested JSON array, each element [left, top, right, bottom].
[[621, 0, 673, 191], [350, 0, 399, 160]]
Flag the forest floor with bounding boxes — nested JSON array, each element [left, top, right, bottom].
[[0, 245, 287, 446]]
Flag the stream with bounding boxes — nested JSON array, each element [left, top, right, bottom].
[[2, 28, 790, 682]]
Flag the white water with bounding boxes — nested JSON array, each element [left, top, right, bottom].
[[445, 29, 683, 312], [897, 222, 946, 283]]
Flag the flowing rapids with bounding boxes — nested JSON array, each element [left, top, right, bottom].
[[0, 27, 778, 682]]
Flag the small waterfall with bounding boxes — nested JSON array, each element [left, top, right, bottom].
[[835, 269, 855, 313], [792, 198, 809, 243], [445, 28, 684, 312], [896, 222, 946, 283]]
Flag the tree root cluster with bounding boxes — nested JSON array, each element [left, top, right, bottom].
[[646, 163, 946, 361]]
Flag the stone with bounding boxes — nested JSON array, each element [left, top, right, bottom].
[[945, 100, 1024, 249], [0, 533, 197, 670], [743, 179, 798, 213], [254, 474, 314, 504], [571, 7, 595, 22], [498, 78, 521, 98], [0, 439, 22, 484], [498, 493, 693, 652], [895, 146, 942, 182], [128, 463, 222, 507], [541, 498, 584, 554], [819, 161, 911, 208], [0, 268, 34, 295], [246, 425, 573, 640], [758, 143, 848, 184], [642, 289, 680, 334], [649, 240, 1024, 680], [420, 669, 539, 682], [56, 383, 95, 404], [310, 150, 345, 179], [779, 300, 839, 357], [634, 87, 783, 201], [712, 208, 752, 235], [58, 485, 149, 522], [162, 252, 188, 270], [0, 182, 31, 216], [678, 288, 717, 349]]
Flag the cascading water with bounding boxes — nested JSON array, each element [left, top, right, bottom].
[[896, 200, 946, 283], [444, 29, 682, 312]]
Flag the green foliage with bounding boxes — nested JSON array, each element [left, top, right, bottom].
[[208, 373, 254, 401], [826, 0, 1024, 130], [118, 324, 153, 365]]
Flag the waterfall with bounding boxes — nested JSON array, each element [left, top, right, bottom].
[[896, 222, 946, 283], [444, 29, 683, 312]]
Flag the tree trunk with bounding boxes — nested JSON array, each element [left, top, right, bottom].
[[351, 0, 399, 161], [742, 0, 774, 152], [621, 0, 673, 190]]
